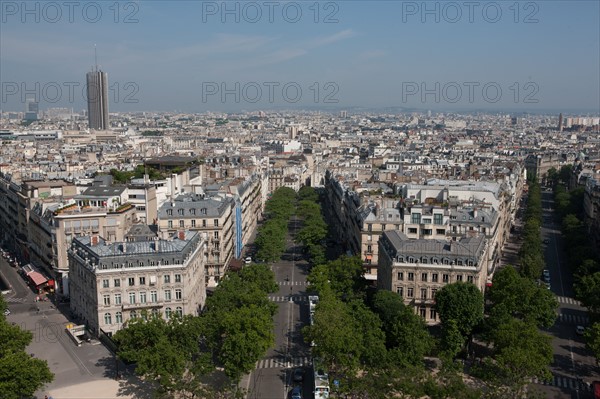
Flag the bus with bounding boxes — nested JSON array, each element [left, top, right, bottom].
[[308, 296, 319, 346], [313, 358, 330, 399]]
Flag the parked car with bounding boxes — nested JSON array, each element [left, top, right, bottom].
[[292, 367, 305, 383], [543, 238, 550, 244], [244, 257, 252, 265], [3, 309, 10, 316], [290, 386, 302, 399], [576, 325, 585, 335]]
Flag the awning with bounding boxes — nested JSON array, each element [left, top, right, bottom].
[[28, 271, 48, 287], [364, 255, 372, 261], [47, 280, 55, 287]]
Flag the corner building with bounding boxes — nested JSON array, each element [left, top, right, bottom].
[[377, 230, 489, 324], [68, 231, 206, 336]]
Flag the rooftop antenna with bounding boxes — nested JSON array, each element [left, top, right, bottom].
[[94, 44, 98, 72]]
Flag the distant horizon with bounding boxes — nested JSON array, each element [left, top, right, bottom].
[[1, 2, 598, 115]]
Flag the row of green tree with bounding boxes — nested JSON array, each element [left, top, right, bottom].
[[550, 166, 600, 364], [303, 255, 557, 398], [518, 178, 545, 280], [113, 263, 278, 398], [0, 296, 54, 399], [255, 187, 297, 262], [296, 186, 327, 266]]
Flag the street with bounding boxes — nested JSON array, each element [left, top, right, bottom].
[[245, 215, 313, 399], [531, 190, 599, 398]]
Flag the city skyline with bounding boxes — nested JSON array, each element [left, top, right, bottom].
[[1, 1, 599, 113]]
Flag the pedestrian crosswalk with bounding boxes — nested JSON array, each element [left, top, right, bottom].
[[278, 281, 308, 286], [557, 296, 581, 306], [532, 375, 592, 391], [255, 356, 311, 369], [268, 295, 309, 303], [4, 297, 25, 303], [557, 312, 589, 325]]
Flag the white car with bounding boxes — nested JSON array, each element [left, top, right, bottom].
[[576, 326, 585, 335], [3, 309, 10, 316], [244, 257, 252, 264]]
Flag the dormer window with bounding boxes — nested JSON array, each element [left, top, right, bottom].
[[190, 208, 196, 215], [167, 209, 173, 216], [201, 208, 207, 215], [178, 209, 184, 216]]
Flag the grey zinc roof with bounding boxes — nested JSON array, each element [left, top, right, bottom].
[[382, 230, 485, 260], [77, 185, 126, 198], [157, 194, 233, 219]]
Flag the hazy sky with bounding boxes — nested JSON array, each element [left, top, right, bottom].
[[1, 1, 599, 113]]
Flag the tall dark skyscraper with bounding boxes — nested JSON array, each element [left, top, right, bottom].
[[558, 113, 563, 132], [86, 49, 109, 130]]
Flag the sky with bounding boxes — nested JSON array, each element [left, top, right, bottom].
[[1, 0, 599, 114]]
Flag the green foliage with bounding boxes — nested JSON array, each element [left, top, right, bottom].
[[0, 296, 54, 398], [558, 164, 573, 184], [371, 290, 433, 368], [487, 266, 557, 329], [298, 186, 319, 202], [141, 130, 164, 136], [255, 187, 297, 262], [439, 319, 466, 362], [109, 164, 166, 184], [518, 180, 545, 279], [575, 272, 600, 314], [434, 282, 484, 340], [584, 322, 600, 363], [307, 255, 366, 300], [486, 318, 553, 393]]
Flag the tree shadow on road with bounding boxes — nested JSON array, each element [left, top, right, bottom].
[[94, 355, 156, 398]]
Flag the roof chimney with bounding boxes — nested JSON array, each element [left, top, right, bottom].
[[178, 230, 185, 240], [91, 235, 99, 246]]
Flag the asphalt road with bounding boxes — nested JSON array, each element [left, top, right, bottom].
[[246, 215, 313, 399], [533, 190, 599, 398]]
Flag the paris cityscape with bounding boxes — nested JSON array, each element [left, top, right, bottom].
[[1, 1, 600, 399]]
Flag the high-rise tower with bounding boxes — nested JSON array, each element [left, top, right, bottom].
[[86, 46, 109, 130]]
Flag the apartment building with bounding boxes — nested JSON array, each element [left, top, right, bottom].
[[378, 230, 489, 324], [157, 194, 235, 287], [68, 231, 206, 336]]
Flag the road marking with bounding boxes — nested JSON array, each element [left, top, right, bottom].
[[557, 296, 581, 306], [557, 313, 589, 325], [269, 295, 308, 303], [255, 356, 311, 369], [4, 297, 25, 303]]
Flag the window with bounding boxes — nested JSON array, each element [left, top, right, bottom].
[[164, 290, 171, 302], [467, 275, 474, 283], [456, 275, 463, 282], [165, 307, 172, 319], [115, 312, 122, 324], [442, 274, 449, 283], [407, 288, 414, 298], [408, 228, 418, 234], [202, 220, 207, 227], [128, 277, 135, 286], [104, 313, 112, 325], [408, 272, 414, 281], [179, 220, 184, 228], [367, 245, 372, 253], [164, 275, 171, 284], [114, 294, 121, 305], [420, 288, 427, 299], [191, 219, 196, 227], [421, 273, 428, 282], [114, 279, 120, 287], [201, 208, 207, 215], [178, 209, 184, 216], [432, 273, 438, 282], [367, 224, 372, 232], [430, 309, 437, 320], [151, 291, 157, 302], [432, 288, 438, 298], [422, 229, 432, 235], [396, 286, 403, 296], [151, 308, 159, 317], [139, 277, 146, 285], [176, 307, 183, 317], [130, 310, 137, 319], [434, 213, 443, 225], [167, 209, 173, 216], [436, 229, 445, 235], [103, 295, 110, 306], [367, 234, 372, 241], [213, 231, 219, 240], [214, 219, 219, 227], [175, 289, 182, 300], [397, 272, 404, 281], [422, 218, 431, 224], [419, 307, 426, 318], [175, 274, 181, 283], [102, 279, 109, 288], [129, 292, 136, 304], [411, 213, 421, 224], [168, 220, 173, 228], [381, 224, 386, 231], [140, 292, 147, 303]]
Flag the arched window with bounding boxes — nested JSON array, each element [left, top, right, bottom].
[[130, 310, 137, 319], [165, 307, 172, 319], [151, 308, 159, 318], [104, 313, 112, 325], [115, 312, 123, 324], [176, 307, 183, 317]]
